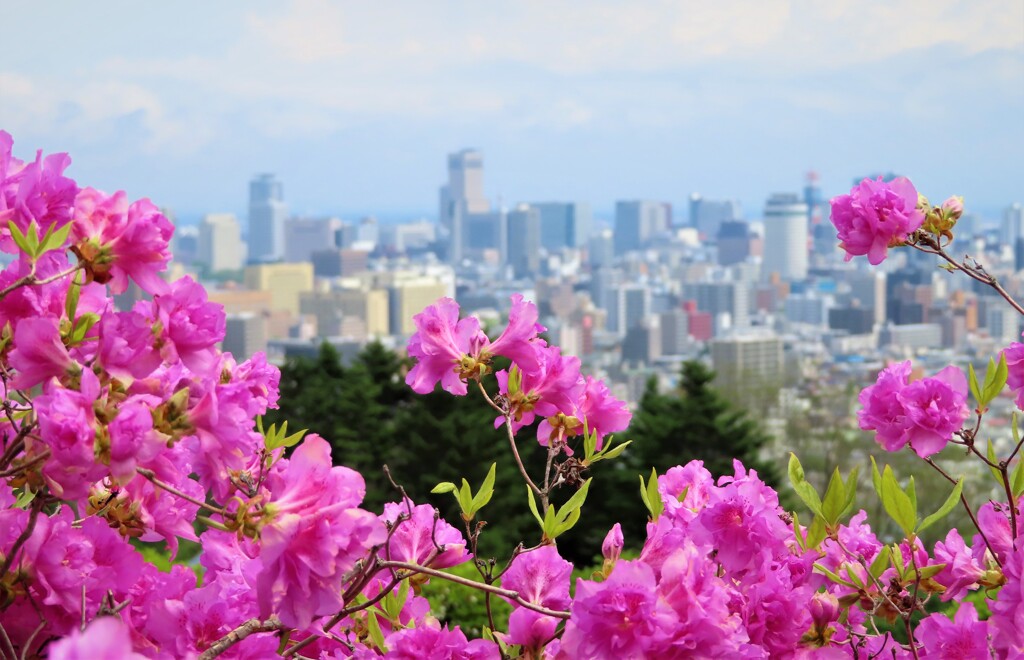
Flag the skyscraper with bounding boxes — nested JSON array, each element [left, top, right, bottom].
[[439, 149, 490, 263], [198, 213, 244, 273], [534, 202, 593, 250], [762, 193, 809, 281], [248, 174, 287, 263], [613, 201, 671, 255], [689, 193, 741, 239], [506, 204, 541, 277]]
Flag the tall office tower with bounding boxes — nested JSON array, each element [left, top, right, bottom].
[[716, 220, 752, 266], [198, 213, 245, 273], [506, 205, 541, 277], [357, 216, 379, 248], [1002, 203, 1024, 248], [222, 313, 267, 360], [439, 149, 490, 263], [607, 283, 651, 335], [243, 262, 314, 317], [588, 230, 614, 267], [848, 271, 887, 325], [762, 193, 809, 281], [710, 335, 784, 398], [534, 202, 593, 250], [248, 174, 287, 263], [172, 224, 199, 266], [803, 171, 824, 226], [691, 281, 749, 330], [285, 216, 342, 263], [613, 201, 671, 255], [688, 193, 741, 239]]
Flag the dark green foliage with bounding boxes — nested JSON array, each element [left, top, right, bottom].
[[576, 361, 784, 554]]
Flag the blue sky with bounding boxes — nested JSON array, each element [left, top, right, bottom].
[[2, 1, 1022, 221]]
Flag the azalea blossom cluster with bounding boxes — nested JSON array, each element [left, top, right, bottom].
[[405, 295, 630, 453], [3, 133, 1024, 658], [0, 132, 491, 658]]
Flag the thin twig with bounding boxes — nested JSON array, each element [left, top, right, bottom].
[[0, 619, 16, 660], [197, 617, 283, 660], [135, 468, 228, 517], [923, 457, 1001, 568], [0, 498, 44, 578]]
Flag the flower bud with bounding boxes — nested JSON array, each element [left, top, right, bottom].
[[941, 195, 964, 221], [602, 523, 623, 564], [808, 592, 840, 629]]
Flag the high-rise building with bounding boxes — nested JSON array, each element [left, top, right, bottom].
[[1002, 203, 1024, 248], [803, 171, 824, 225], [534, 202, 593, 249], [847, 271, 887, 326], [285, 216, 342, 263], [198, 213, 244, 273], [710, 335, 784, 398], [607, 284, 651, 335], [689, 193, 741, 239], [716, 220, 752, 266], [388, 279, 449, 335], [506, 205, 541, 277], [762, 193, 809, 281], [439, 149, 490, 263], [689, 281, 749, 330], [243, 262, 314, 317], [588, 230, 614, 268], [248, 174, 287, 263], [223, 313, 267, 359], [613, 201, 671, 255]]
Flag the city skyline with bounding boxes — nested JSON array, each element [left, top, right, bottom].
[[1, 1, 1021, 219]]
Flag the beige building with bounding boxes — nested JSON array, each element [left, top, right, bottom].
[[243, 262, 314, 317], [299, 288, 389, 339], [388, 279, 449, 336]]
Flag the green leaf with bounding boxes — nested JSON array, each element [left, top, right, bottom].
[[13, 487, 35, 509], [525, 485, 543, 527], [981, 354, 1008, 405], [843, 563, 866, 590], [552, 506, 582, 537], [365, 610, 386, 651], [70, 313, 100, 344], [788, 453, 823, 518], [840, 466, 860, 520], [968, 362, 982, 406], [870, 456, 883, 499], [987, 440, 1006, 487], [806, 514, 827, 549], [24, 221, 40, 256], [915, 563, 947, 581], [868, 546, 892, 580], [918, 477, 964, 534], [458, 479, 473, 513], [431, 482, 457, 494], [820, 467, 846, 527], [7, 220, 32, 257], [892, 543, 907, 581], [880, 465, 916, 537], [906, 475, 917, 515], [65, 269, 84, 321], [38, 220, 72, 256], [639, 468, 663, 521], [557, 478, 592, 522], [590, 438, 630, 464], [469, 462, 497, 513], [1012, 457, 1024, 499], [813, 562, 855, 587]]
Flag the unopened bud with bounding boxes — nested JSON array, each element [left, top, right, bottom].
[[809, 592, 840, 629], [941, 195, 964, 222], [602, 523, 623, 564]]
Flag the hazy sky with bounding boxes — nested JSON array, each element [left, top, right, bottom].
[[2, 1, 1022, 221]]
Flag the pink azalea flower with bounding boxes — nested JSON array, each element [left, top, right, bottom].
[[405, 297, 487, 395], [97, 309, 162, 381], [830, 177, 924, 265], [916, 602, 990, 659], [257, 435, 386, 629], [48, 616, 142, 660], [71, 188, 173, 295], [486, 293, 546, 374], [142, 276, 225, 376], [857, 360, 913, 451], [991, 546, 1024, 656], [494, 345, 583, 433], [933, 528, 986, 602], [536, 376, 631, 453], [1001, 338, 1024, 409], [602, 523, 624, 564], [502, 546, 573, 611], [384, 624, 499, 660], [897, 365, 969, 457], [0, 132, 78, 256], [559, 560, 677, 659], [8, 316, 77, 390], [405, 294, 545, 396], [380, 500, 470, 569], [32, 370, 106, 500]]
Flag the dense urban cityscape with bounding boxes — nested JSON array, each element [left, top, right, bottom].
[[144, 149, 1024, 456]]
